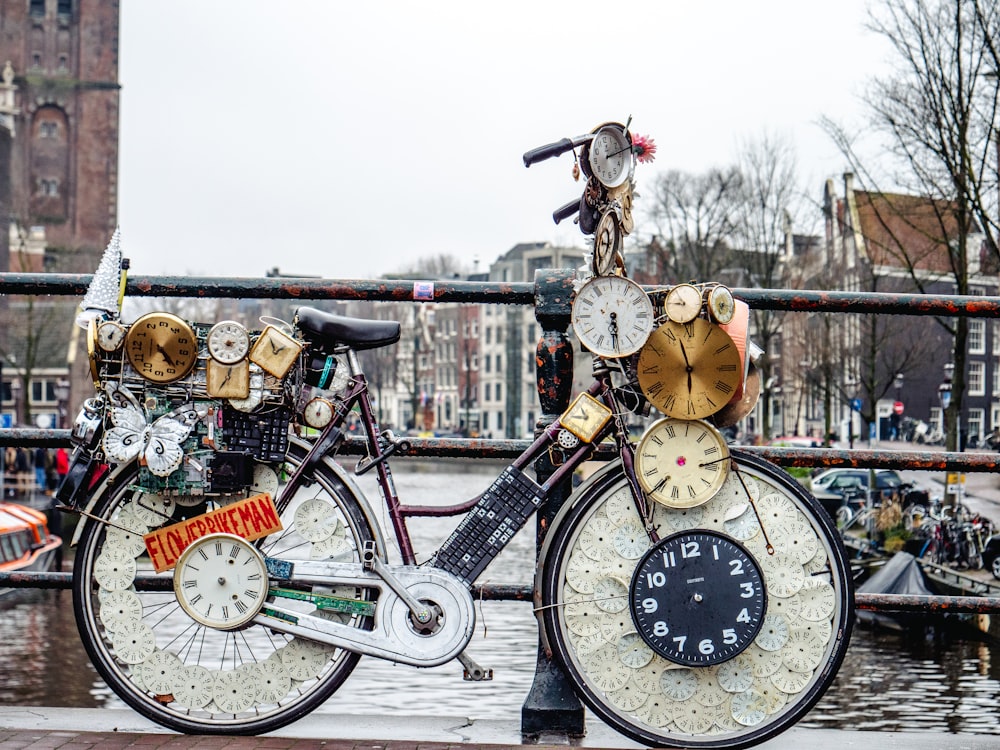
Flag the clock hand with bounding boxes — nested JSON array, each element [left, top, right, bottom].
[[156, 344, 176, 366], [269, 338, 286, 355], [608, 311, 620, 352], [220, 368, 232, 387], [650, 476, 670, 495], [678, 340, 693, 392]]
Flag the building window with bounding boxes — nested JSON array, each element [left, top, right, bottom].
[[495, 382, 502, 401], [969, 320, 986, 354], [40, 122, 58, 137], [31, 379, 56, 403], [992, 402, 1000, 431], [39, 178, 59, 196], [969, 361, 985, 396], [485, 327, 491, 345], [993, 361, 999, 397], [484, 356, 491, 374], [968, 408, 984, 442], [495, 354, 502, 373], [30, 0, 44, 16]]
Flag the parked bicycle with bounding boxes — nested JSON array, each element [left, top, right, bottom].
[[55, 121, 853, 748], [913, 503, 992, 570]]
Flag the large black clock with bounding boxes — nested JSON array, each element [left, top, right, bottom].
[[629, 530, 766, 666]]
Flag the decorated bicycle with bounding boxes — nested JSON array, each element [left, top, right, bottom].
[[57, 120, 852, 748]]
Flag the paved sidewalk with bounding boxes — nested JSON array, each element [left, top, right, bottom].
[[2, 707, 1000, 750]]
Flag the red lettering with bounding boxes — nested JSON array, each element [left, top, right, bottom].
[[237, 504, 254, 536], [145, 534, 165, 570], [257, 496, 280, 531], [166, 530, 185, 564]]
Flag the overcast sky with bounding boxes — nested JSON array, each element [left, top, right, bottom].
[[116, 1, 886, 280]]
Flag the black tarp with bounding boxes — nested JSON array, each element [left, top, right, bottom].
[[856, 551, 937, 629]]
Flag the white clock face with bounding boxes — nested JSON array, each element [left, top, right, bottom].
[[302, 397, 334, 429], [207, 321, 251, 364], [97, 320, 126, 351], [635, 418, 730, 508], [588, 125, 631, 188], [571, 276, 654, 358], [173, 533, 268, 630]]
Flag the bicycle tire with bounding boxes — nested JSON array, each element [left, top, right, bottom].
[[72, 439, 381, 734], [539, 450, 853, 749]]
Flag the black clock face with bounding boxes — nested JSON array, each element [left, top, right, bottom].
[[629, 530, 766, 667]]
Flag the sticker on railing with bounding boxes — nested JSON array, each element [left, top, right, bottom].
[[143, 493, 283, 572], [413, 281, 434, 301]]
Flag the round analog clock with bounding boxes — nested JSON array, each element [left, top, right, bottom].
[[207, 320, 251, 364], [587, 125, 632, 189], [124, 312, 198, 383], [635, 417, 730, 508], [571, 275, 654, 358], [96, 320, 127, 352], [663, 283, 703, 323], [592, 210, 622, 276], [302, 397, 334, 429], [637, 318, 743, 419], [174, 533, 269, 630], [707, 285, 737, 324], [629, 530, 767, 666]]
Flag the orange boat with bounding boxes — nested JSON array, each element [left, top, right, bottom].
[[0, 502, 62, 591]]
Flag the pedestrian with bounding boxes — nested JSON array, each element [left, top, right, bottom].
[[34, 446, 47, 494], [14, 446, 30, 497], [55, 446, 69, 484]]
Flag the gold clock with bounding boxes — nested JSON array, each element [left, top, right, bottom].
[[637, 318, 743, 419], [124, 312, 198, 383], [206, 359, 250, 399], [635, 417, 730, 508], [249, 325, 302, 378]]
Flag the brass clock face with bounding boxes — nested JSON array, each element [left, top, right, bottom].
[[249, 325, 302, 378], [707, 285, 736, 325], [637, 319, 742, 419], [124, 312, 198, 383], [635, 417, 730, 508], [206, 359, 251, 399]]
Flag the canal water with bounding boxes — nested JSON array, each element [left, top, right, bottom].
[[2, 462, 999, 734]]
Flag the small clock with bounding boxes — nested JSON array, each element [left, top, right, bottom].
[[637, 318, 743, 419], [629, 530, 767, 666], [207, 320, 251, 364], [587, 124, 632, 189], [663, 283, 703, 323], [124, 312, 198, 384], [302, 397, 334, 429], [571, 275, 654, 358], [96, 320, 126, 352], [206, 359, 250, 399], [707, 285, 737, 324], [635, 417, 730, 508], [249, 325, 302, 378], [592, 210, 622, 276], [173, 533, 269, 630]]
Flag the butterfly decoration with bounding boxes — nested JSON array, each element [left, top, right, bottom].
[[101, 383, 204, 477]]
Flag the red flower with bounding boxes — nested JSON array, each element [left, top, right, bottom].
[[632, 134, 657, 164]]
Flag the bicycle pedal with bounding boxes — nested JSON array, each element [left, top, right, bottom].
[[462, 666, 494, 681]]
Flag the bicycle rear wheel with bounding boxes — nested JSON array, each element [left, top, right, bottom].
[[72, 439, 380, 734], [539, 451, 853, 748]]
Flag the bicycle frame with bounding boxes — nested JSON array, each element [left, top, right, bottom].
[[282, 343, 647, 571]]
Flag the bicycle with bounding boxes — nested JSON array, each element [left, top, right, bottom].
[[55, 121, 853, 749]]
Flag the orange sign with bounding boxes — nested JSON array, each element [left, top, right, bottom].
[[143, 493, 283, 573]]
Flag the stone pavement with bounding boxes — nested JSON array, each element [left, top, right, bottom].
[[2, 707, 1000, 750]]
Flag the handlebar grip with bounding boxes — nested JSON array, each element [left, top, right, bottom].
[[552, 198, 580, 225], [522, 133, 593, 168]]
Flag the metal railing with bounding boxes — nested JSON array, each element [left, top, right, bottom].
[[2, 269, 1000, 732]]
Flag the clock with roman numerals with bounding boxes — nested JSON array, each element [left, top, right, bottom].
[[173, 533, 269, 630], [571, 275, 654, 358], [635, 417, 730, 508], [636, 318, 742, 419]]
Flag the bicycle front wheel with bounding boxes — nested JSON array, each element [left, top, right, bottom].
[[539, 451, 853, 749], [72, 440, 380, 734]]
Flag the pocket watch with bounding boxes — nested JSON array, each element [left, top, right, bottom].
[[663, 283, 703, 323], [249, 325, 302, 378], [707, 285, 736, 324], [635, 417, 730, 508], [207, 320, 250, 364], [96, 320, 127, 351], [587, 124, 632, 189], [302, 397, 335, 429], [206, 359, 251, 399], [592, 210, 622, 276], [571, 275, 654, 358], [637, 318, 743, 419], [124, 312, 198, 383], [629, 530, 767, 666]]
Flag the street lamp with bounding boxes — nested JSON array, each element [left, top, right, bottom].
[[54, 379, 70, 429]]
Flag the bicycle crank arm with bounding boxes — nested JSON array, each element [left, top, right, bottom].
[[257, 559, 475, 667]]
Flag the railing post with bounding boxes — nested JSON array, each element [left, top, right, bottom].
[[521, 268, 584, 737]]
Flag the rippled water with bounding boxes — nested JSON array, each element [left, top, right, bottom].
[[2, 462, 1000, 733]]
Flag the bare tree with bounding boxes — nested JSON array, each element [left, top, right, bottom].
[[644, 167, 743, 282], [822, 0, 1000, 454]]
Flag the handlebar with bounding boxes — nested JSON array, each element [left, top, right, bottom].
[[552, 198, 580, 225], [522, 133, 594, 167]]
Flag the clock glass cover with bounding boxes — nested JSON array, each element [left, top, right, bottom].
[[571, 276, 654, 358]]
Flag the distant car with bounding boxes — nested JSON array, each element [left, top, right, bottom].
[[809, 468, 929, 519], [983, 535, 1000, 580]]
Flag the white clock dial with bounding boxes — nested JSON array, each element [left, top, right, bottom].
[[97, 320, 126, 351], [173, 533, 269, 630], [588, 124, 632, 188], [207, 320, 251, 364], [571, 275, 654, 358], [302, 397, 335, 429], [636, 418, 730, 509]]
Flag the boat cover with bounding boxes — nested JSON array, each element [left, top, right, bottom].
[[856, 551, 937, 629]]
